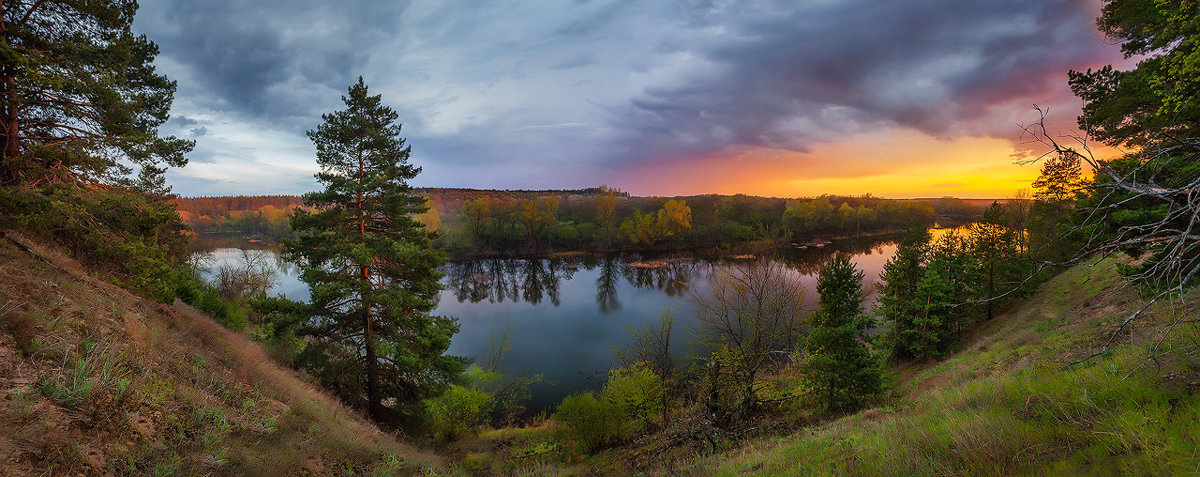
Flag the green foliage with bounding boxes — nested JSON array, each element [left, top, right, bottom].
[[431, 191, 947, 257], [877, 227, 932, 360], [1064, 0, 1200, 289], [175, 273, 249, 330], [285, 78, 464, 420], [0, 0, 193, 190], [424, 384, 495, 441], [1071, 0, 1200, 149], [554, 392, 621, 454], [554, 363, 665, 454], [909, 233, 976, 355], [602, 363, 665, 432], [40, 357, 95, 409], [783, 196, 936, 239], [0, 185, 189, 302], [969, 203, 1033, 320], [1028, 154, 1090, 262], [800, 253, 882, 414], [881, 227, 988, 360], [703, 258, 1200, 476]]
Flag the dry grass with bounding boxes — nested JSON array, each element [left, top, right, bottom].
[[0, 231, 446, 476]]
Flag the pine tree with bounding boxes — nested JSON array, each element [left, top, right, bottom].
[[801, 253, 882, 414], [879, 227, 981, 360], [0, 0, 192, 190], [285, 77, 464, 421], [877, 226, 930, 360], [913, 232, 977, 353], [969, 202, 1025, 320]]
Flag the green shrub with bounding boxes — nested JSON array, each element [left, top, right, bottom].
[[554, 392, 622, 453], [41, 357, 94, 409], [424, 384, 494, 440], [176, 274, 249, 330], [0, 185, 189, 302], [554, 363, 665, 454], [602, 363, 664, 434]]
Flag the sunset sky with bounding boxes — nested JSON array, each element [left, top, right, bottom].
[[134, 0, 1130, 199]]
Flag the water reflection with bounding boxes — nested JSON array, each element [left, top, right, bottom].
[[596, 256, 621, 312], [439, 233, 901, 311], [443, 258, 580, 306], [622, 260, 695, 297]]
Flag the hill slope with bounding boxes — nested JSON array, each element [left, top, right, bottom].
[[0, 231, 442, 476], [697, 258, 1200, 475]]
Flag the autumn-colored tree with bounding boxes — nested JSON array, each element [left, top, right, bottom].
[[594, 185, 622, 248], [415, 195, 442, 232], [620, 199, 692, 247], [519, 196, 559, 248]]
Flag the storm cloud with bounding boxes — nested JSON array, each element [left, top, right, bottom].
[[134, 0, 1123, 195]]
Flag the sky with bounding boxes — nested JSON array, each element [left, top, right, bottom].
[[134, 0, 1130, 199]]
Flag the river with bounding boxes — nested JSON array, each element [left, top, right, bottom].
[[192, 234, 902, 407]]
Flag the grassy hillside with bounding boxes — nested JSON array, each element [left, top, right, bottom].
[[0, 231, 443, 476], [697, 257, 1200, 476]]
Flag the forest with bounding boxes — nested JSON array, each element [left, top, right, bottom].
[[174, 189, 992, 256]]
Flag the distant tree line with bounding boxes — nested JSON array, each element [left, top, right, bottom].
[[436, 191, 987, 256], [173, 195, 308, 239], [171, 190, 995, 256]]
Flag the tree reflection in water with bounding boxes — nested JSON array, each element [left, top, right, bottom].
[[621, 260, 694, 297], [444, 258, 579, 306], [440, 232, 906, 312], [596, 255, 621, 313]]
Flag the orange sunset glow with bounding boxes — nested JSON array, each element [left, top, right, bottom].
[[616, 129, 1115, 199]]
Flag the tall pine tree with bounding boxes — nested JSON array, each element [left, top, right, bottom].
[[286, 77, 463, 421], [801, 253, 882, 414], [877, 226, 930, 360], [969, 202, 1025, 320], [0, 0, 192, 190]]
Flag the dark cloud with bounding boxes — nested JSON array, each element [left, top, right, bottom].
[[170, 115, 200, 127], [134, 0, 1122, 195], [137, 1, 411, 122], [614, 0, 1117, 163]]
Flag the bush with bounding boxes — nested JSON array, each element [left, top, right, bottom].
[[554, 363, 665, 454], [176, 274, 249, 330], [424, 384, 494, 440], [0, 185, 189, 301], [554, 392, 622, 454], [603, 363, 664, 434]]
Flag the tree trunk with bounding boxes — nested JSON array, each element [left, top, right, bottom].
[[356, 147, 383, 421], [0, 3, 19, 186], [987, 264, 995, 320], [364, 296, 382, 420]]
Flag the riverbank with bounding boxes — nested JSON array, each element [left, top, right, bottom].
[[438, 228, 917, 261]]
